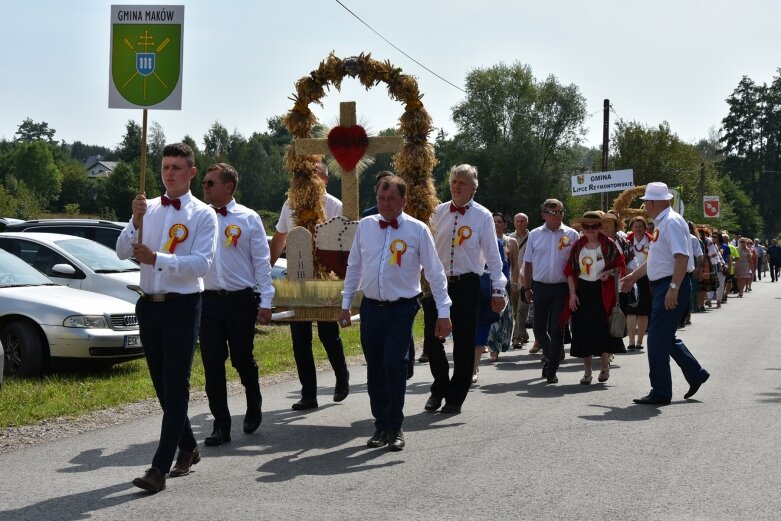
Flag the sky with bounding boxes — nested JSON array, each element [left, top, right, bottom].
[[2, 0, 780, 153]]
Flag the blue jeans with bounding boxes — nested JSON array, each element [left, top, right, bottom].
[[646, 275, 708, 401], [360, 298, 420, 432]]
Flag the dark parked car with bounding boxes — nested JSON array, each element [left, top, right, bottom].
[[0, 219, 127, 250]]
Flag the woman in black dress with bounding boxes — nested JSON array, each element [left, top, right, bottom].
[[562, 211, 627, 384]]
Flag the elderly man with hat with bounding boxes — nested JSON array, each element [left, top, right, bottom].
[[620, 182, 710, 405]]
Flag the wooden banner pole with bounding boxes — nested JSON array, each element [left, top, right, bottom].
[[138, 109, 148, 244]]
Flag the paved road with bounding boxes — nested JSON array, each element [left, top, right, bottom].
[[1, 281, 780, 520]]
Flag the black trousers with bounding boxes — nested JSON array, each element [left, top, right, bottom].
[[136, 293, 201, 474], [531, 281, 569, 378], [426, 274, 480, 407], [290, 321, 349, 400], [200, 290, 261, 431], [361, 298, 419, 431]]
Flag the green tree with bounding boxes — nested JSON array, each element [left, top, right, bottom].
[[56, 160, 89, 212], [14, 118, 56, 143], [447, 62, 587, 222], [99, 161, 137, 221], [117, 120, 142, 163], [204, 121, 230, 162], [12, 140, 62, 207]]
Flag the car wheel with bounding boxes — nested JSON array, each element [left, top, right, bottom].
[[2, 321, 44, 377]]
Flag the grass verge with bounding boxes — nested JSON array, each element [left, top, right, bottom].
[[0, 318, 425, 428]]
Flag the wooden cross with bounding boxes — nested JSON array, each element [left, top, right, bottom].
[[294, 101, 405, 221]]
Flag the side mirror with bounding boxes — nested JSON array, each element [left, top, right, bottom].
[[52, 263, 80, 278]]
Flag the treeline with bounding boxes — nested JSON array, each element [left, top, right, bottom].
[[0, 62, 776, 238]]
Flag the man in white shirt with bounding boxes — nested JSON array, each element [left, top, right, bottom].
[[522, 199, 580, 384], [269, 163, 349, 410], [199, 163, 274, 446], [340, 175, 452, 450], [117, 143, 218, 493], [424, 164, 506, 414], [621, 182, 710, 405]]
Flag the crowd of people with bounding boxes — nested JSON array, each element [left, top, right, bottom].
[[123, 143, 754, 493]]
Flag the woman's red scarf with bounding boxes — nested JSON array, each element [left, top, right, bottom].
[[560, 233, 626, 326]]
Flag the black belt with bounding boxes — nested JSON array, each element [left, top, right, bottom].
[[533, 281, 568, 287], [203, 288, 253, 296], [363, 295, 421, 307], [447, 273, 479, 282], [139, 292, 197, 302]]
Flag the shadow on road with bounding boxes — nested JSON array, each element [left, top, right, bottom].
[[0, 483, 143, 521], [579, 403, 664, 422]]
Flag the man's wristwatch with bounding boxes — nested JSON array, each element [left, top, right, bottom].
[[669, 282, 678, 289]]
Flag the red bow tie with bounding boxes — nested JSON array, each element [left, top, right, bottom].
[[214, 206, 228, 216], [379, 219, 399, 229], [161, 195, 181, 210], [450, 203, 467, 215]]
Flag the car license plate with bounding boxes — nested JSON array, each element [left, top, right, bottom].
[[124, 335, 141, 348]]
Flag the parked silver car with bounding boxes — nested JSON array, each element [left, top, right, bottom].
[[0, 249, 143, 377]]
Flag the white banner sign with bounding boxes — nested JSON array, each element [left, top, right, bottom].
[[571, 169, 634, 196]]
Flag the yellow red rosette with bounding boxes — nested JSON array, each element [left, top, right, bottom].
[[558, 236, 571, 250], [581, 255, 594, 275], [224, 224, 241, 248], [456, 226, 472, 246], [163, 224, 188, 254], [389, 239, 407, 266], [651, 229, 660, 242]]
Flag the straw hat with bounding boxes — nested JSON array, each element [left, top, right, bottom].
[[570, 210, 612, 230]]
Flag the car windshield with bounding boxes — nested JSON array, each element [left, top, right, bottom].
[[0, 249, 56, 287], [54, 238, 139, 272]]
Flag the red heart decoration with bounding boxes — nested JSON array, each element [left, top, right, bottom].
[[327, 125, 369, 172]]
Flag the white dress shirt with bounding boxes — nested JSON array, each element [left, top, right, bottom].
[[203, 199, 275, 309], [342, 213, 452, 318], [116, 191, 218, 295], [276, 193, 343, 233], [431, 199, 507, 292], [629, 234, 651, 270], [523, 223, 580, 284], [646, 206, 695, 281]]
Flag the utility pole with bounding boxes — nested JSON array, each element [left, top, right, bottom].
[[601, 99, 610, 211], [700, 162, 705, 214]]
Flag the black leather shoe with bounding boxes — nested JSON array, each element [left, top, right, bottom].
[[387, 429, 405, 451], [684, 371, 710, 399], [169, 448, 201, 477], [633, 394, 671, 405], [292, 398, 319, 410], [204, 428, 231, 446], [542, 364, 549, 379], [133, 467, 166, 493], [424, 395, 442, 412], [243, 410, 262, 434], [546, 376, 559, 384], [333, 385, 350, 403], [440, 403, 461, 414], [366, 429, 388, 448]]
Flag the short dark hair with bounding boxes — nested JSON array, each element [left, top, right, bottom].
[[163, 143, 195, 167], [492, 212, 507, 224], [207, 163, 239, 191], [374, 171, 394, 189], [541, 199, 563, 213], [376, 175, 407, 198]]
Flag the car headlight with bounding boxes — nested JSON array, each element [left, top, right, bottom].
[[63, 315, 109, 328]]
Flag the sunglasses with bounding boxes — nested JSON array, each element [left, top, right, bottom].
[[544, 209, 563, 216], [582, 223, 601, 230], [201, 179, 216, 187]]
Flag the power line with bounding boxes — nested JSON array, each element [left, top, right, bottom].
[[333, 0, 466, 93]]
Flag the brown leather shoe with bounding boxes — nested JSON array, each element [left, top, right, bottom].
[[169, 448, 201, 477], [132, 467, 166, 493]]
